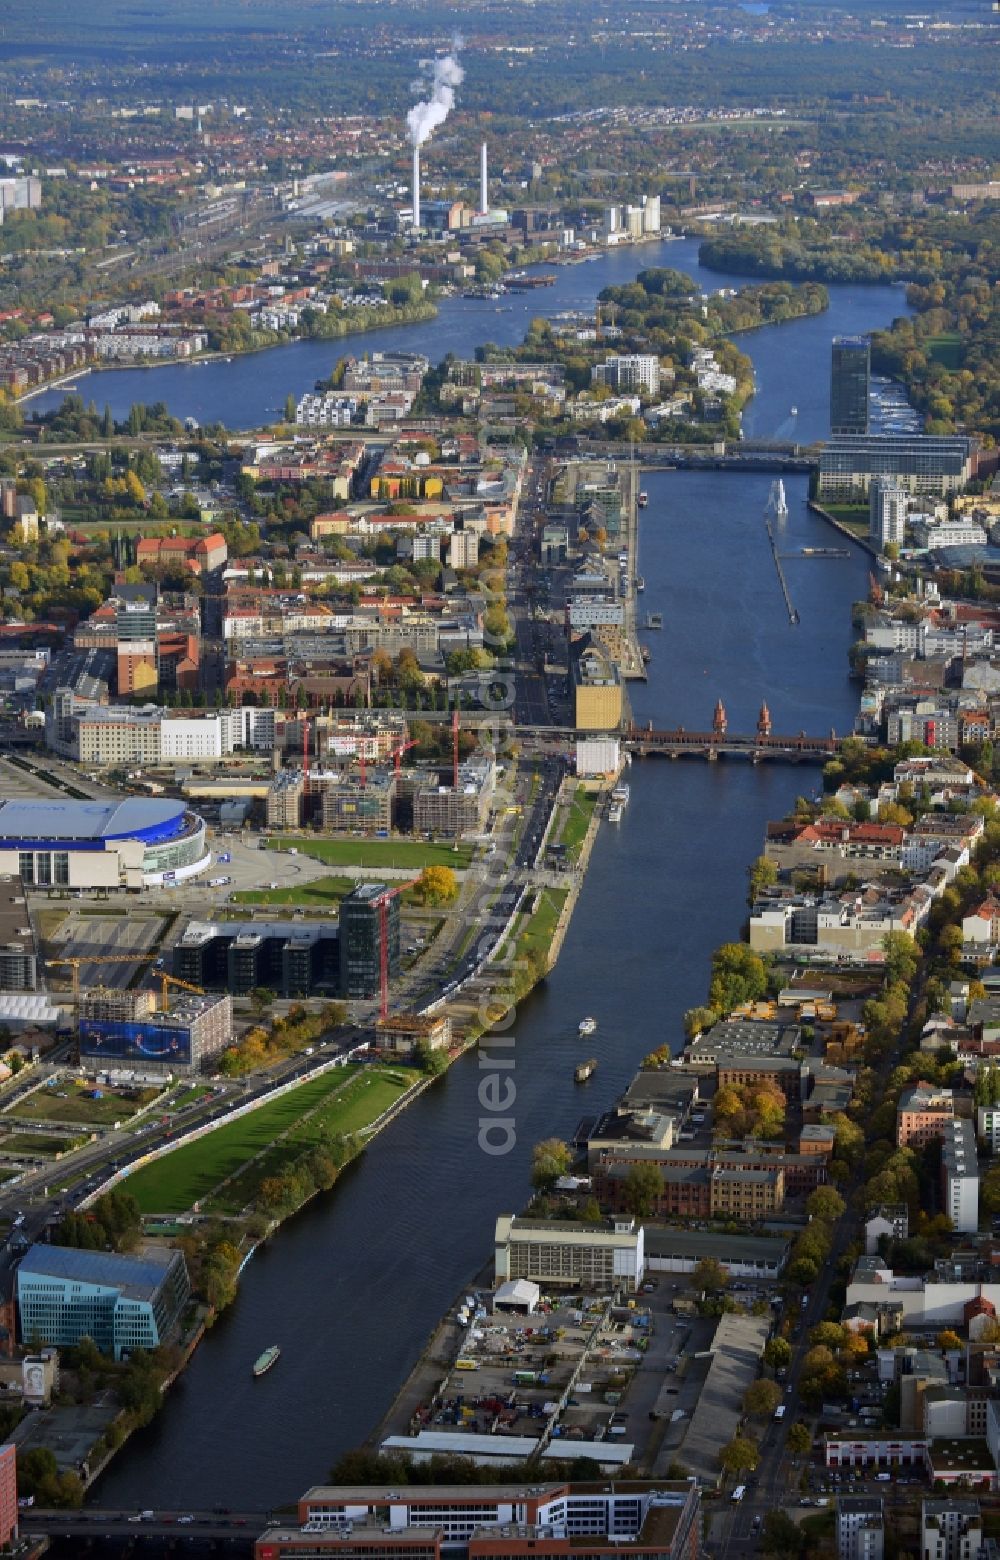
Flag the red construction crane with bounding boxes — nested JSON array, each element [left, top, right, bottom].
[[302, 717, 311, 794], [452, 705, 460, 789], [373, 878, 419, 1019], [391, 738, 418, 778]]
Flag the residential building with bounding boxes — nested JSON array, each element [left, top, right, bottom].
[[267, 770, 305, 830], [0, 1443, 15, 1549], [16, 1244, 190, 1360], [339, 883, 400, 1000], [865, 1205, 909, 1255], [836, 1497, 883, 1560], [921, 1497, 984, 1560], [413, 755, 495, 839], [897, 1085, 954, 1148], [495, 1215, 645, 1293], [941, 1119, 979, 1234], [869, 479, 908, 549], [320, 772, 395, 834], [831, 336, 871, 436], [592, 355, 661, 396]]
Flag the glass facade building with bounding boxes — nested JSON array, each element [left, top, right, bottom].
[[339, 884, 401, 1000], [16, 1244, 191, 1360], [830, 336, 871, 436]]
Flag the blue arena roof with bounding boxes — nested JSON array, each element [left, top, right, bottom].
[[0, 798, 186, 850], [18, 1243, 178, 1301]]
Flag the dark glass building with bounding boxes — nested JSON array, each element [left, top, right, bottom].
[[339, 883, 401, 1000], [830, 335, 870, 436]]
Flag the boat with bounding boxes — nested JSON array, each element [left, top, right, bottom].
[[640, 646, 652, 664], [608, 803, 623, 823], [801, 547, 849, 558], [790, 405, 798, 415], [575, 1058, 597, 1083], [635, 575, 645, 592], [637, 492, 649, 508], [253, 1346, 281, 1378], [768, 479, 789, 519], [644, 612, 663, 630], [578, 1016, 597, 1036], [611, 782, 630, 806]]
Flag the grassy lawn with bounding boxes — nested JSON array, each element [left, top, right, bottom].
[[264, 837, 474, 871], [815, 503, 869, 538], [10, 1082, 160, 1128], [124, 1065, 411, 1215], [558, 787, 597, 859], [0, 1132, 85, 1156], [927, 332, 963, 369], [205, 1067, 413, 1215], [516, 888, 568, 967], [231, 875, 356, 908]]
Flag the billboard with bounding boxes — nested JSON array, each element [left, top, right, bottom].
[[79, 1018, 192, 1066]]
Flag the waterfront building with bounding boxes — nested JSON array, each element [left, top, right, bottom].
[[375, 1013, 451, 1056], [920, 1497, 984, 1560], [175, 918, 340, 999], [0, 1443, 15, 1549], [941, 1119, 979, 1235], [592, 354, 661, 396], [339, 883, 400, 1000], [831, 336, 871, 436], [0, 798, 209, 891], [494, 1214, 645, 1292], [78, 991, 233, 1078], [869, 478, 908, 549], [836, 1496, 884, 1560], [571, 635, 623, 731], [254, 1481, 700, 1560], [817, 434, 975, 500], [16, 1244, 190, 1360]]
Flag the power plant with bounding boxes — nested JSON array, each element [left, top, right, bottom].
[[480, 140, 488, 215], [412, 143, 421, 230]]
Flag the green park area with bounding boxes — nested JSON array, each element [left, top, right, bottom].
[[264, 837, 474, 871], [514, 887, 568, 969], [927, 332, 964, 369], [814, 503, 869, 538], [123, 1065, 413, 1215], [8, 1081, 161, 1128], [231, 875, 355, 908], [0, 1131, 86, 1157], [557, 787, 597, 859]]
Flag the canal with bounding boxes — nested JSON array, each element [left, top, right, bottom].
[[90, 264, 906, 1511]]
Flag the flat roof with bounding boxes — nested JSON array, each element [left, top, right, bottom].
[[17, 1243, 179, 1303], [0, 798, 183, 842]]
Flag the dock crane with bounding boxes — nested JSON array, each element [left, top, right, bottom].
[[46, 952, 158, 1007], [158, 973, 205, 1012]]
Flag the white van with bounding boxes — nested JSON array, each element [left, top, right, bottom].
[[731, 1486, 746, 1503], [774, 1405, 786, 1421]]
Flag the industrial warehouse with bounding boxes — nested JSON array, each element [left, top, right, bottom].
[[0, 799, 210, 891]]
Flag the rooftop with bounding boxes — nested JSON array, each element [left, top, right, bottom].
[[17, 1243, 179, 1302], [0, 798, 183, 842]]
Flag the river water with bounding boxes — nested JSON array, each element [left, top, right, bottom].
[[88, 255, 907, 1511]]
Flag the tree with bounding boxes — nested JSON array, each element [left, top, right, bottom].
[[719, 1435, 759, 1475], [806, 1186, 846, 1222], [415, 865, 459, 906], [692, 1257, 728, 1294], [415, 1038, 448, 1076], [620, 1161, 663, 1218], [760, 1510, 805, 1557], [786, 1422, 812, 1456], [809, 1322, 847, 1351], [763, 1336, 791, 1371], [748, 854, 778, 903], [742, 1379, 782, 1418], [937, 1329, 963, 1351], [531, 1138, 572, 1191], [708, 942, 768, 1013], [883, 930, 919, 987]]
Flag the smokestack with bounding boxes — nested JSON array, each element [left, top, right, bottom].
[[412, 143, 421, 229], [480, 141, 488, 215]]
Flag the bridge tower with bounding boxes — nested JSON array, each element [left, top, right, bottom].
[[757, 701, 772, 738], [713, 698, 727, 737]]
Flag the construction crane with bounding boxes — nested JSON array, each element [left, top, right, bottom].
[[159, 972, 205, 1012], [390, 738, 418, 778], [302, 716, 311, 795], [46, 952, 157, 1007], [452, 706, 460, 789], [373, 879, 419, 1021]]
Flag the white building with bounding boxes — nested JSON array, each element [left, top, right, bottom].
[[921, 1497, 984, 1560], [592, 355, 661, 396], [495, 1215, 645, 1293], [869, 479, 908, 550], [837, 1497, 884, 1560]]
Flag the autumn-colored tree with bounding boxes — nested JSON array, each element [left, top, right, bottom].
[[415, 865, 459, 906]]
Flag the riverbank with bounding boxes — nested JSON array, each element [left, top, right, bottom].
[[808, 499, 879, 558]]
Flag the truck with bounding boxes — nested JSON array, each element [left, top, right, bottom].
[[208, 876, 231, 887]]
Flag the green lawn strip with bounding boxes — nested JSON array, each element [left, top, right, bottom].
[[123, 1071, 359, 1214], [264, 837, 473, 870], [0, 1132, 86, 1156], [202, 1069, 414, 1216], [231, 875, 355, 908], [558, 787, 597, 858], [10, 1084, 159, 1127], [515, 888, 568, 967]]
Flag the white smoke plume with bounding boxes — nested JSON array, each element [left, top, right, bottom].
[[406, 51, 464, 147]]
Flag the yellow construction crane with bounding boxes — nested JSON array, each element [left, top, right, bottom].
[[159, 972, 204, 1012], [46, 952, 157, 1006]]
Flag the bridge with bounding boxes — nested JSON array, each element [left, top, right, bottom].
[[20, 1506, 269, 1546], [624, 700, 842, 762]]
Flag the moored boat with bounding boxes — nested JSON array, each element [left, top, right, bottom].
[[575, 1058, 597, 1083]]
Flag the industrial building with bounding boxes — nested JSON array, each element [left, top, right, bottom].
[[175, 919, 340, 998], [78, 989, 233, 1077], [255, 1480, 700, 1560], [16, 1244, 190, 1360], [0, 799, 210, 891], [494, 1214, 645, 1293], [339, 884, 400, 1000]]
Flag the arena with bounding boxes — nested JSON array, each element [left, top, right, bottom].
[[0, 799, 210, 891]]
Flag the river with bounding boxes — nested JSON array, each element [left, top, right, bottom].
[[86, 260, 907, 1512]]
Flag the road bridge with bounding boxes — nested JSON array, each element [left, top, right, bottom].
[[21, 1507, 268, 1544]]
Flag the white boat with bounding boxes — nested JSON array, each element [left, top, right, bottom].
[[790, 405, 798, 415], [608, 803, 623, 824], [578, 1016, 597, 1035]]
